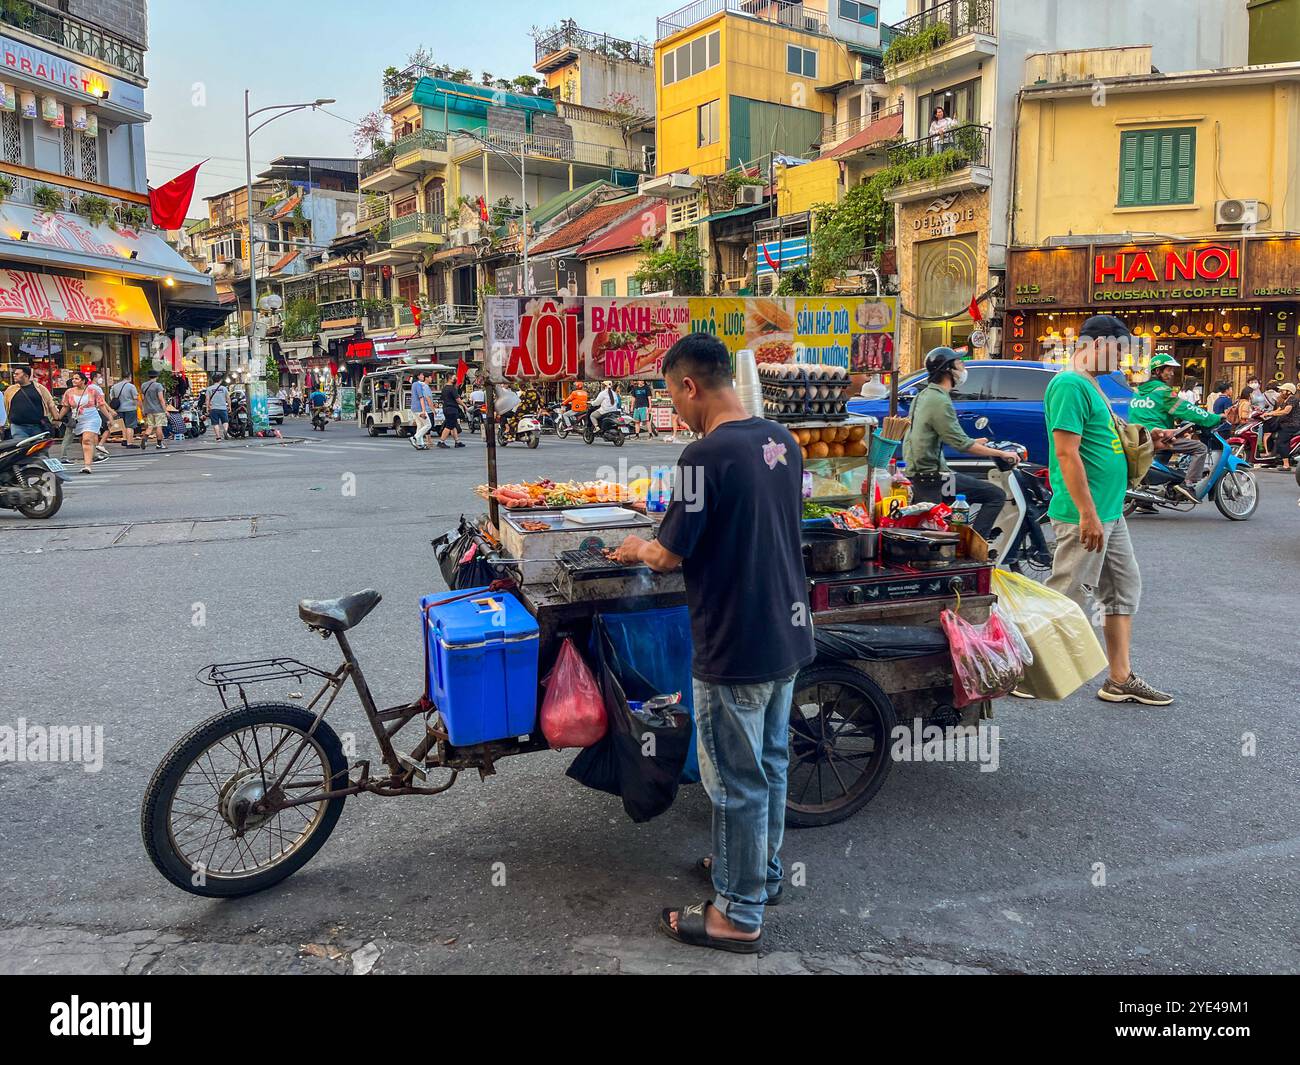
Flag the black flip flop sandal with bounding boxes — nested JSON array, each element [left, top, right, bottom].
[[695, 857, 784, 905], [658, 902, 762, 955]]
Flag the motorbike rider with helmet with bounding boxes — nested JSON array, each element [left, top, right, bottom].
[[903, 347, 1022, 540], [1126, 352, 1223, 495]]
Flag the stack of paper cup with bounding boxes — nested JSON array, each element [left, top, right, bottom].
[[734, 348, 762, 418]]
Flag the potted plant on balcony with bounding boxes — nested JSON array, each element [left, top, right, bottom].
[[120, 204, 150, 230], [77, 194, 113, 227], [0, 174, 15, 205], [32, 184, 64, 213]]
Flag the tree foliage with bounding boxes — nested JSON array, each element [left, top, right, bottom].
[[632, 234, 704, 296]]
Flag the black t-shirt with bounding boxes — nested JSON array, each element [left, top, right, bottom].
[[632, 383, 651, 408], [657, 416, 815, 684], [440, 383, 458, 408], [9, 383, 44, 424]]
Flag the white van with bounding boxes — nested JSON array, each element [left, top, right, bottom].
[[357, 363, 459, 437]]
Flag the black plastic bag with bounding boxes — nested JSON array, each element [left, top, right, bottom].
[[566, 616, 693, 822], [433, 516, 500, 590], [813, 624, 950, 663]]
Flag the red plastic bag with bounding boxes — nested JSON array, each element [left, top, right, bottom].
[[940, 606, 1026, 708], [540, 638, 608, 749]]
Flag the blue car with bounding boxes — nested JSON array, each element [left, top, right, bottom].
[[848, 360, 1133, 466]]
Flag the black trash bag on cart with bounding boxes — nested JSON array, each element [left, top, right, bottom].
[[433, 516, 502, 590], [566, 615, 693, 823], [813, 624, 950, 663]]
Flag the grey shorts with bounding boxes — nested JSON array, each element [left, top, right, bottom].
[[1046, 516, 1142, 618]]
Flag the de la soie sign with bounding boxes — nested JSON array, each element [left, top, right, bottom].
[[485, 295, 899, 382]]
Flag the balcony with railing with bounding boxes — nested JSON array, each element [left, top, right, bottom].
[[535, 22, 653, 71], [884, 0, 996, 84], [881, 123, 992, 203], [389, 212, 448, 249], [819, 103, 902, 151], [0, 168, 151, 229], [0, 2, 146, 80], [360, 130, 449, 192], [657, 1, 827, 42], [319, 298, 362, 326], [455, 127, 650, 174]]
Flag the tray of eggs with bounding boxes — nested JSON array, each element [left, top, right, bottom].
[[794, 423, 868, 462], [759, 363, 852, 419]]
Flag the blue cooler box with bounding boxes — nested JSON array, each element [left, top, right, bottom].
[[421, 588, 540, 746]]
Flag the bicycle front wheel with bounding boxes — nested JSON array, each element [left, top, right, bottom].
[[141, 702, 349, 898]]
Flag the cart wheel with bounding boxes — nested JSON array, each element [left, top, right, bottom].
[[786, 664, 896, 828], [141, 702, 349, 898], [366, 418, 380, 437]]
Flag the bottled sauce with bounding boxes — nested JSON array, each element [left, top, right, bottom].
[[646, 466, 672, 514], [950, 493, 971, 528], [891, 461, 913, 507]]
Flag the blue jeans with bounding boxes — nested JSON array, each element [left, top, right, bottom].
[[10, 423, 44, 440], [692, 672, 798, 933]]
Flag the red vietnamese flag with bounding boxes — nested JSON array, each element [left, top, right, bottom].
[[477, 196, 490, 223], [148, 162, 204, 230], [968, 294, 983, 322], [456, 356, 469, 387]]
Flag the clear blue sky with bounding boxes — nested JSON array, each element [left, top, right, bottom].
[[146, 0, 906, 203]]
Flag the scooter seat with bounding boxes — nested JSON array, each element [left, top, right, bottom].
[[298, 589, 382, 632]]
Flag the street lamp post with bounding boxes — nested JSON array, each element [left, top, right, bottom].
[[243, 92, 334, 422]]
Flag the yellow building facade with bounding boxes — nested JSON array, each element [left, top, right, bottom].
[[655, 11, 857, 176]]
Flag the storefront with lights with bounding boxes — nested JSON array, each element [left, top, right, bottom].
[[1004, 237, 1300, 393]]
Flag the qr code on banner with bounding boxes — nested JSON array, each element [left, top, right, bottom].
[[492, 316, 518, 343]]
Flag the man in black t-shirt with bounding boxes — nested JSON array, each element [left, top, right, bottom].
[[437, 379, 465, 449], [614, 333, 813, 954], [631, 380, 652, 437]]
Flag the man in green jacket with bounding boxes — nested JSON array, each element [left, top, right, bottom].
[[1127, 352, 1223, 490], [903, 347, 1021, 539]]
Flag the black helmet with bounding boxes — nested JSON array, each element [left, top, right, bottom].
[[924, 346, 962, 381]]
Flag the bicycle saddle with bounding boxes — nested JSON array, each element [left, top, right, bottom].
[[298, 589, 382, 632]]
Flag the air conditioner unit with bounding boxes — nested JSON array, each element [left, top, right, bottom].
[[1215, 198, 1260, 229], [451, 230, 473, 248], [734, 185, 765, 206], [756, 272, 777, 296]]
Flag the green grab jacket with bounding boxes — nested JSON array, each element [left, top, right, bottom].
[[1126, 380, 1222, 431]]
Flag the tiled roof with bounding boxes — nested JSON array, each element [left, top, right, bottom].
[[579, 201, 666, 257], [528, 196, 646, 256], [830, 111, 904, 159], [269, 249, 299, 273], [271, 193, 303, 220]]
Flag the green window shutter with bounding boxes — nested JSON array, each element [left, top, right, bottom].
[[1118, 127, 1195, 206], [627, 276, 642, 297], [600, 279, 616, 296]]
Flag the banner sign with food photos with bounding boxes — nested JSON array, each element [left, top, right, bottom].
[[485, 295, 898, 382]]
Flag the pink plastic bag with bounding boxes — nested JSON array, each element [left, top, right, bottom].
[[940, 607, 1026, 708], [540, 638, 608, 749]]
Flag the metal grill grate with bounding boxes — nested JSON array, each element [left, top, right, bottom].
[[558, 547, 641, 578], [80, 134, 98, 184]]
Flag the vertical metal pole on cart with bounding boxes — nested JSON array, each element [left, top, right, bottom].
[[485, 384, 499, 529]]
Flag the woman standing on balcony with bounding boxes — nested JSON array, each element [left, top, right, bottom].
[[928, 105, 958, 151]]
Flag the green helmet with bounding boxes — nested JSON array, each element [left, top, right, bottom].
[[1148, 353, 1180, 372]]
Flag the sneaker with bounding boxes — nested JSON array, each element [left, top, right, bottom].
[[436, 441, 450, 449], [156, 442, 165, 451], [409, 437, 423, 450], [94, 447, 109, 461], [1097, 674, 1173, 706], [454, 441, 466, 448], [79, 466, 92, 475]]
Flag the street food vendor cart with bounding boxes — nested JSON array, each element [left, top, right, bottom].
[[141, 295, 999, 899]]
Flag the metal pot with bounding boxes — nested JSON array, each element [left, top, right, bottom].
[[802, 528, 862, 574], [880, 529, 959, 565], [854, 527, 880, 562]]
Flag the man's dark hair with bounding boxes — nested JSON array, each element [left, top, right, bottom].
[[147, 369, 160, 378], [12, 363, 30, 377], [661, 332, 732, 389]]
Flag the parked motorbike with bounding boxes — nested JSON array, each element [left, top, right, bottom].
[[0, 430, 68, 519], [1124, 422, 1258, 520], [497, 412, 541, 449], [985, 442, 1055, 579], [582, 409, 635, 447], [311, 407, 330, 432], [182, 400, 207, 439]]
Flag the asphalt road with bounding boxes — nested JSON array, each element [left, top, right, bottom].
[[1, 419, 1297, 975]]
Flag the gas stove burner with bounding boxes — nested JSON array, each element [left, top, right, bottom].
[[808, 557, 993, 612]]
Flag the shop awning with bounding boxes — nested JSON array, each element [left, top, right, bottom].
[[697, 202, 769, 226], [0, 201, 212, 287], [0, 266, 159, 330]]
